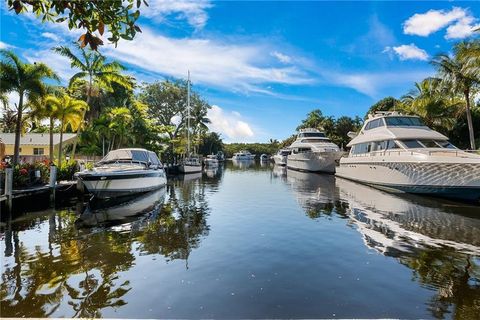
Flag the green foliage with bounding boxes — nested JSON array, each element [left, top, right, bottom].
[[11, 161, 50, 188], [198, 132, 224, 155], [56, 160, 78, 181], [7, 0, 146, 50], [223, 143, 279, 158], [365, 97, 402, 118]]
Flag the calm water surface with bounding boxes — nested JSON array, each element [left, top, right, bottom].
[[1, 161, 480, 318]]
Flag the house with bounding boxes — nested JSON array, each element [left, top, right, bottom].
[[0, 133, 77, 161]]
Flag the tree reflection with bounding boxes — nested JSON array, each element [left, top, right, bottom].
[[1, 178, 211, 317]]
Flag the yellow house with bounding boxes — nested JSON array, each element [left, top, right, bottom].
[[0, 133, 77, 160]]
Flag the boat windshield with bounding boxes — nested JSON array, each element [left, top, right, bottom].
[[298, 132, 326, 138], [384, 116, 425, 127], [99, 149, 161, 166]]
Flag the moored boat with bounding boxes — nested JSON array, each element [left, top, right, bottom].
[[336, 111, 480, 202], [273, 148, 291, 166], [232, 150, 255, 160], [204, 154, 219, 167], [76, 148, 167, 199]]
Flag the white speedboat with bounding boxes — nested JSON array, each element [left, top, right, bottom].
[[287, 128, 342, 173], [204, 154, 219, 167], [232, 150, 255, 160], [336, 111, 480, 201], [76, 148, 167, 199], [260, 154, 270, 161], [179, 156, 202, 173], [273, 148, 291, 166]]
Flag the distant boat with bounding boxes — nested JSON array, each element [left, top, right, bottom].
[[204, 154, 219, 167], [273, 148, 291, 166], [179, 71, 202, 174], [287, 128, 342, 173], [76, 148, 167, 199], [260, 154, 270, 161], [232, 150, 255, 160], [336, 111, 480, 201], [216, 151, 225, 162]]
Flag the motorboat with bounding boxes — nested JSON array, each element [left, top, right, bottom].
[[273, 148, 291, 166], [204, 154, 219, 167], [76, 148, 167, 199], [287, 128, 342, 173], [260, 154, 270, 161], [179, 155, 202, 173], [216, 151, 225, 162], [232, 150, 255, 160], [335, 111, 480, 201]]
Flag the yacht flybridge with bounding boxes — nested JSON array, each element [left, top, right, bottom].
[[336, 112, 480, 201], [76, 148, 167, 199], [287, 128, 342, 173]]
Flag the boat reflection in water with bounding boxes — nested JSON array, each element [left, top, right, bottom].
[[76, 188, 167, 228], [271, 165, 287, 181], [231, 159, 255, 169]]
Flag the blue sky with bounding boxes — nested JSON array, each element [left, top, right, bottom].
[[1, 1, 479, 142]]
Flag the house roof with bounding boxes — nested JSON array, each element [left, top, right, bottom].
[[0, 133, 77, 146]]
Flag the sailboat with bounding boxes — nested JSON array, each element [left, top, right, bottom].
[[179, 71, 202, 174]]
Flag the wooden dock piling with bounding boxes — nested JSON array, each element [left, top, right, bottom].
[[5, 167, 13, 212], [49, 165, 57, 206]]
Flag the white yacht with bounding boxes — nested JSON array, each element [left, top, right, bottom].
[[204, 154, 219, 167], [336, 112, 480, 201], [76, 148, 167, 199], [273, 148, 291, 166], [232, 150, 255, 160], [287, 128, 342, 173]]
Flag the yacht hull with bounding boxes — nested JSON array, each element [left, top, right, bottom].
[[287, 152, 337, 173], [79, 170, 167, 199], [336, 161, 480, 201], [273, 154, 287, 166], [179, 164, 202, 173]]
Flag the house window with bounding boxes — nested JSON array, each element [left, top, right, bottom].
[[33, 148, 45, 155]]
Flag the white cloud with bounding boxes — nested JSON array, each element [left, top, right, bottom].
[[41, 32, 61, 42], [104, 27, 312, 93], [143, 0, 212, 29], [271, 51, 292, 64], [383, 43, 429, 61], [208, 105, 254, 141], [403, 7, 478, 39], [0, 41, 12, 49], [23, 49, 76, 82]]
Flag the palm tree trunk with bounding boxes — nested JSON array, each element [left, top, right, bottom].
[[12, 92, 24, 165], [58, 117, 64, 168], [49, 117, 54, 164], [464, 90, 476, 150]]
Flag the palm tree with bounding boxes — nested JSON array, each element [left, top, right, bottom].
[[431, 40, 480, 149], [53, 43, 132, 158], [107, 107, 132, 150], [401, 78, 463, 134], [0, 50, 59, 164], [45, 95, 88, 167]]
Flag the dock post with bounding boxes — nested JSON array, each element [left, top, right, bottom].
[[5, 167, 13, 212], [49, 165, 57, 206]]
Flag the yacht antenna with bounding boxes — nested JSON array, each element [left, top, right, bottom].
[[187, 70, 191, 157]]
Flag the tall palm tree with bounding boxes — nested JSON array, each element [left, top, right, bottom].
[[0, 50, 58, 164], [45, 95, 88, 167], [401, 78, 463, 134], [53, 43, 132, 158], [431, 40, 480, 149], [107, 107, 132, 150]]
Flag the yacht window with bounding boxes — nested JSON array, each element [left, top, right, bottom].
[[386, 140, 399, 149], [299, 132, 326, 138], [419, 140, 439, 148], [385, 116, 425, 126], [364, 119, 384, 130], [301, 138, 329, 143], [436, 140, 457, 149], [401, 139, 423, 148]]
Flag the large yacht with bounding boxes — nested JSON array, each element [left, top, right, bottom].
[[232, 150, 255, 160], [336, 112, 480, 201], [287, 128, 342, 173], [273, 148, 291, 166], [76, 148, 167, 199]]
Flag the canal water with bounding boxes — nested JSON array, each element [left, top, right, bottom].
[[1, 160, 479, 318]]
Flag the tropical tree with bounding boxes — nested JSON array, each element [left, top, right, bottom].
[[53, 43, 132, 157], [431, 40, 480, 149], [107, 107, 133, 150], [45, 95, 88, 167], [365, 97, 403, 118], [0, 50, 58, 164], [401, 78, 464, 135]]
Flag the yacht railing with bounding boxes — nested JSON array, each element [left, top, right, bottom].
[[349, 149, 478, 158]]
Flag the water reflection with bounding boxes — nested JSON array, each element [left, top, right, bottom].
[[231, 159, 255, 169], [0, 179, 210, 317]]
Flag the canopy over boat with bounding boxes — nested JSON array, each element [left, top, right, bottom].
[[98, 148, 161, 166]]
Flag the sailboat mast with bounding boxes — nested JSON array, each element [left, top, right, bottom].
[[187, 71, 191, 156]]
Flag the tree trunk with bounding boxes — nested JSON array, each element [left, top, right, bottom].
[[49, 117, 54, 164], [12, 92, 24, 165], [464, 90, 476, 150], [58, 117, 64, 168]]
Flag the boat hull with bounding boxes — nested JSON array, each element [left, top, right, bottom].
[[273, 154, 287, 166], [287, 152, 336, 173], [79, 170, 167, 199], [336, 161, 480, 201], [179, 164, 202, 173]]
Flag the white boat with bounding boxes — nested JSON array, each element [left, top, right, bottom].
[[178, 71, 202, 174], [76, 148, 167, 199], [287, 128, 342, 173], [204, 154, 219, 167], [232, 150, 255, 160], [335, 111, 480, 201], [260, 154, 270, 161], [273, 148, 291, 166], [216, 151, 225, 162]]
